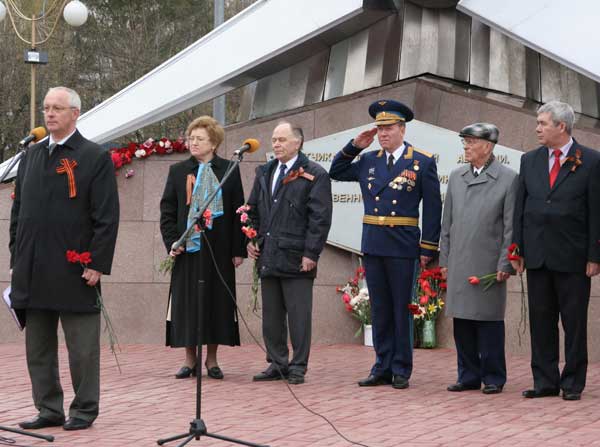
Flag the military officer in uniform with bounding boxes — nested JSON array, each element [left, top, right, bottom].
[[330, 100, 442, 389]]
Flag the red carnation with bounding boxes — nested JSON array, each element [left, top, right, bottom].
[[66, 250, 80, 263], [408, 303, 422, 315], [468, 276, 480, 285], [111, 152, 123, 169], [342, 293, 351, 304], [79, 252, 92, 265], [419, 295, 429, 305]]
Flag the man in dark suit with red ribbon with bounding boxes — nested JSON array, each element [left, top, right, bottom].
[[512, 100, 600, 401], [10, 87, 120, 430]]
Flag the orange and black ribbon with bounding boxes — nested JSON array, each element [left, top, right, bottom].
[[282, 167, 315, 185], [56, 158, 78, 198]]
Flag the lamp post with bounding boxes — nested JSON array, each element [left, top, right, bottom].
[[0, 0, 88, 129]]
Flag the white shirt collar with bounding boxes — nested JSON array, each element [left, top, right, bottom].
[[387, 143, 405, 162], [49, 129, 77, 147], [548, 137, 573, 158], [278, 154, 298, 172]]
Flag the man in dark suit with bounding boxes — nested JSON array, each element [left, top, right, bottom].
[[329, 100, 442, 389], [512, 100, 600, 401], [10, 87, 120, 429], [247, 121, 332, 385]]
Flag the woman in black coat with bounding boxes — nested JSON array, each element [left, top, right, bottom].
[[160, 116, 246, 379]]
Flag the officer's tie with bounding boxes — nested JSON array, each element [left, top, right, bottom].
[[272, 164, 287, 196], [387, 154, 394, 171], [549, 149, 562, 188]]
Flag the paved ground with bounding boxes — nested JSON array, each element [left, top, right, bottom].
[[1, 343, 600, 447]]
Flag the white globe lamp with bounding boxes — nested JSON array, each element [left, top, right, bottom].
[[63, 0, 88, 27]]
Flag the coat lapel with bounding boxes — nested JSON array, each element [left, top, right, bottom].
[[267, 153, 308, 228], [533, 147, 551, 196]]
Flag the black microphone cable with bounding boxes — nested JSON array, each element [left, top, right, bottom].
[[199, 158, 371, 447]]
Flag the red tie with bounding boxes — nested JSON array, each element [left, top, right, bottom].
[[549, 149, 562, 188]]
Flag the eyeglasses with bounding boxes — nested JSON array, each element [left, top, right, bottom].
[[42, 105, 77, 114], [460, 137, 482, 147]]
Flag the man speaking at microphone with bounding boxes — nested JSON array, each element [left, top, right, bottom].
[[10, 87, 119, 430], [247, 121, 332, 385]]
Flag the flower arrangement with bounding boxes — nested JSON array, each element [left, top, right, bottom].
[[66, 249, 121, 371], [408, 266, 446, 321], [109, 137, 187, 174], [236, 204, 260, 314], [337, 266, 370, 336], [508, 243, 528, 345]]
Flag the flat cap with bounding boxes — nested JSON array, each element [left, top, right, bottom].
[[459, 123, 499, 144], [369, 99, 414, 126]]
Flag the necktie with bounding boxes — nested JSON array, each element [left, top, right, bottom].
[[387, 154, 394, 171], [48, 143, 58, 156], [273, 164, 287, 196], [549, 149, 562, 188]]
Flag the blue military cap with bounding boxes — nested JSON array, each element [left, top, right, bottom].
[[368, 99, 414, 125]]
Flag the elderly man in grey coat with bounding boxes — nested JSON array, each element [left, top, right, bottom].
[[439, 123, 518, 395]]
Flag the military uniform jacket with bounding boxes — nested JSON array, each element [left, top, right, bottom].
[[439, 159, 518, 321], [513, 140, 600, 272], [329, 140, 442, 258], [247, 152, 332, 278], [9, 131, 120, 312]]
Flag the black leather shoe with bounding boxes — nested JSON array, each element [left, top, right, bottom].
[[392, 375, 409, 389], [253, 368, 288, 381], [522, 388, 560, 398], [206, 365, 224, 380], [482, 384, 503, 394], [562, 391, 581, 401], [175, 365, 196, 379], [288, 373, 305, 385], [19, 416, 64, 430], [63, 417, 92, 431], [447, 382, 480, 392], [357, 374, 392, 387]]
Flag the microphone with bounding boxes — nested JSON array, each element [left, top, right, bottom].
[[233, 138, 260, 156], [19, 127, 47, 147]]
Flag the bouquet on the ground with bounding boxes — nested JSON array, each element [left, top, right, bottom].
[[236, 204, 260, 314], [408, 266, 446, 321], [337, 266, 370, 336], [66, 250, 121, 372]]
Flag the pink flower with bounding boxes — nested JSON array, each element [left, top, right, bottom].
[[419, 295, 429, 305], [240, 213, 249, 223], [468, 276, 480, 285], [342, 293, 351, 304]]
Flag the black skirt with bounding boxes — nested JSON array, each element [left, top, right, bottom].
[[166, 246, 240, 348]]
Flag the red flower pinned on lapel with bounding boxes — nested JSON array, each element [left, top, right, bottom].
[[282, 167, 315, 185], [56, 158, 78, 198]]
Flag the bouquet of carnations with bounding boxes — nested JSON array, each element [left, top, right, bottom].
[[337, 266, 371, 336], [408, 266, 447, 321]]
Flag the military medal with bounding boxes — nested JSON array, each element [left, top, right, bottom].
[[413, 160, 420, 171], [368, 183, 372, 190]]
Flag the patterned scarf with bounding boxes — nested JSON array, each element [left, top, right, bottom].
[[185, 162, 224, 252]]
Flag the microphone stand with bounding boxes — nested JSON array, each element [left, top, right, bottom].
[[0, 143, 54, 443], [157, 152, 269, 447]]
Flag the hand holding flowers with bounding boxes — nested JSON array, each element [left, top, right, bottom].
[[237, 204, 261, 314]]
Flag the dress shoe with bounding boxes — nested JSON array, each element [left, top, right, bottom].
[[447, 382, 480, 392], [19, 416, 64, 430], [63, 417, 92, 431], [482, 384, 503, 394], [562, 391, 581, 401], [175, 365, 196, 379], [205, 364, 224, 380], [287, 373, 305, 385], [253, 368, 288, 381], [522, 388, 560, 398], [357, 374, 392, 387], [392, 375, 409, 389]]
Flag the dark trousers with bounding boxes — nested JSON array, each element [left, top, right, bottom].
[[261, 277, 313, 375], [453, 318, 506, 387], [526, 267, 590, 393], [25, 310, 101, 422], [363, 255, 415, 379]]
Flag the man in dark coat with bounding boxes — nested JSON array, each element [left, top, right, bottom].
[[329, 100, 442, 390], [512, 100, 600, 401], [247, 121, 332, 385], [10, 87, 120, 430]]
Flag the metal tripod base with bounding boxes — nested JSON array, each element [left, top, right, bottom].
[[0, 425, 54, 443], [157, 419, 269, 447]]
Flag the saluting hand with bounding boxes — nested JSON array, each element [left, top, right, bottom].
[[353, 128, 377, 149]]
